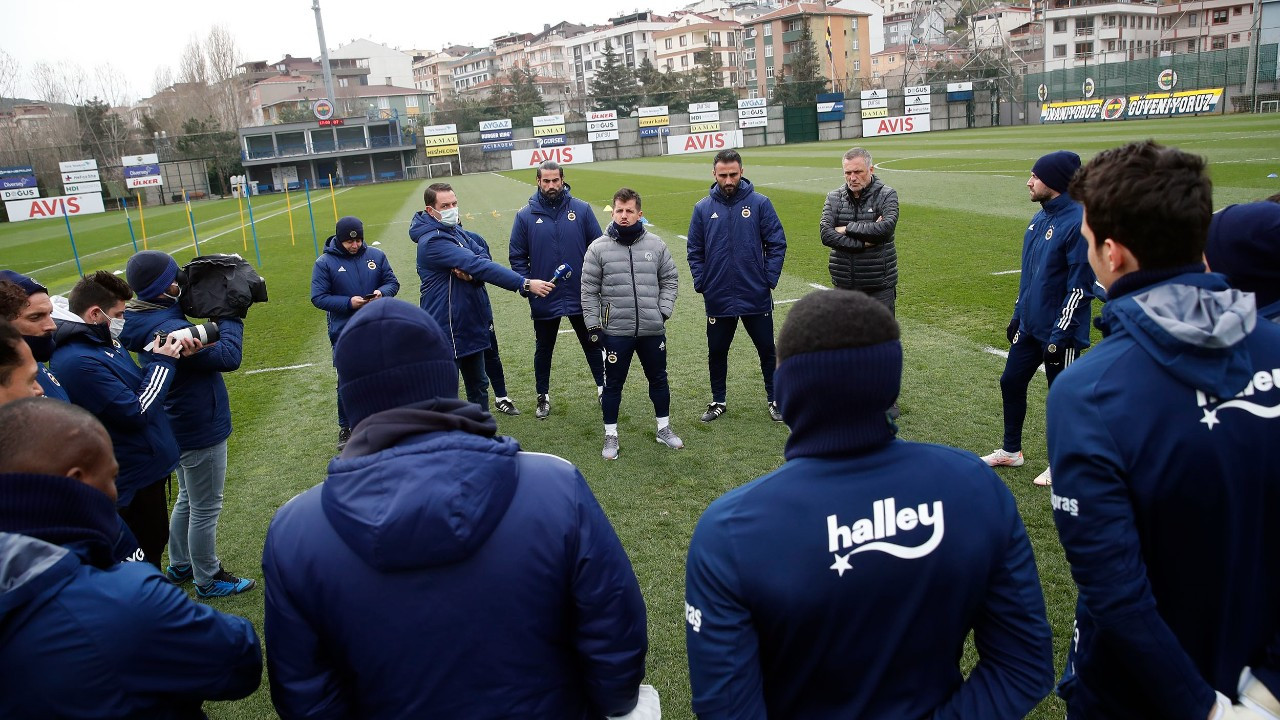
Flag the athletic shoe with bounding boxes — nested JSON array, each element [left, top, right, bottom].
[[195, 568, 256, 598], [700, 402, 727, 423], [602, 434, 620, 460], [536, 394, 551, 420], [888, 402, 901, 421], [656, 426, 684, 449], [165, 564, 193, 584], [494, 397, 520, 416], [980, 448, 1025, 467], [337, 426, 352, 452], [1033, 467, 1053, 486], [767, 402, 783, 422]]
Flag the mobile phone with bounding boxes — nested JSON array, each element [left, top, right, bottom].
[[362, 293, 377, 300]]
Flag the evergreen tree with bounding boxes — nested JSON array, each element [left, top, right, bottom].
[[505, 67, 549, 127], [687, 49, 737, 108], [589, 41, 639, 115], [635, 58, 681, 110], [770, 21, 830, 106]]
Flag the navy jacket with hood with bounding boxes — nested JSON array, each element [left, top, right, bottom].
[[1047, 269, 1280, 719], [410, 212, 524, 358], [50, 320, 179, 506], [1012, 192, 1095, 348], [119, 303, 244, 452], [310, 236, 399, 344], [687, 178, 787, 317], [0, 473, 261, 719], [509, 185, 602, 320], [263, 400, 649, 720]]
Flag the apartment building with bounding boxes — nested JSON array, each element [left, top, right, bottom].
[[653, 14, 744, 87], [1160, 0, 1256, 54], [741, 3, 872, 97], [1043, 0, 1164, 68], [567, 12, 677, 97], [972, 4, 1035, 48]]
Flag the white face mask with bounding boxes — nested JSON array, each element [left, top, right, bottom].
[[437, 207, 460, 226], [163, 285, 182, 301], [108, 316, 126, 339]]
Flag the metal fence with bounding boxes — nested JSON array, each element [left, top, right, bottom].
[[1024, 44, 1279, 101]]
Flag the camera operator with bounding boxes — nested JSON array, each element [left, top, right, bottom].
[[120, 251, 254, 598]]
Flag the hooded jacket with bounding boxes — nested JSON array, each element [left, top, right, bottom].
[[410, 212, 524, 358], [581, 223, 678, 337], [311, 236, 399, 344], [50, 320, 179, 506], [1012, 192, 1094, 348], [687, 178, 786, 317], [0, 473, 261, 719], [119, 303, 244, 452], [1047, 270, 1280, 719], [819, 175, 900, 292], [509, 185, 602, 320], [262, 400, 649, 720]]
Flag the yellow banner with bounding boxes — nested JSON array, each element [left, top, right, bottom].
[[860, 107, 888, 118], [533, 125, 566, 137], [639, 116, 670, 127], [424, 145, 459, 157], [423, 134, 459, 146], [690, 122, 721, 133]]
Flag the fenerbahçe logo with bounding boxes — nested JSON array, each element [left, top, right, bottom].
[[1102, 96, 1127, 120], [826, 497, 944, 576], [741, 206, 751, 218], [1197, 368, 1280, 430], [367, 260, 377, 270]]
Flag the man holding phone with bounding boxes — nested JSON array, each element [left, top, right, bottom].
[[311, 216, 400, 450]]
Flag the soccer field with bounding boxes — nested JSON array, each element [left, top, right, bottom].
[[3, 113, 1279, 718]]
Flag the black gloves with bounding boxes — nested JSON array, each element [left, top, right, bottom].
[[587, 327, 604, 350], [1043, 342, 1070, 371], [1006, 318, 1019, 344]]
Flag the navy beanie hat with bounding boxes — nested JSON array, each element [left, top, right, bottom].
[[125, 251, 179, 300], [336, 216, 363, 241], [1205, 201, 1280, 309], [0, 270, 48, 297], [335, 298, 458, 427], [1032, 150, 1082, 194]]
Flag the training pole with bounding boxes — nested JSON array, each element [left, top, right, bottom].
[[61, 207, 83, 276], [136, 191, 149, 249], [304, 179, 320, 258], [245, 189, 263, 267], [183, 189, 201, 254], [121, 197, 139, 253], [235, 181, 248, 252], [328, 174, 338, 223], [284, 182, 297, 246]]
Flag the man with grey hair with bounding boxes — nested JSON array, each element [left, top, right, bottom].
[[819, 148, 900, 314]]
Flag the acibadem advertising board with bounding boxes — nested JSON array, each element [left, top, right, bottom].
[[1040, 88, 1222, 123]]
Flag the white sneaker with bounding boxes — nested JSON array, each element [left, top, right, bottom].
[[981, 448, 1025, 467], [1033, 467, 1052, 486], [656, 426, 684, 449], [602, 434, 620, 460]]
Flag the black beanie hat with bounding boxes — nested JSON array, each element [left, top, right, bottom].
[[125, 251, 179, 300], [0, 270, 47, 297], [1032, 150, 1082, 194], [334, 299, 458, 427], [336, 216, 363, 241], [1205, 201, 1280, 309]]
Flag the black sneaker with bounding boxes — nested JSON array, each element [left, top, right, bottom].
[[701, 402, 727, 422], [494, 397, 520, 416], [536, 394, 551, 420], [767, 401, 783, 422], [195, 568, 256, 598], [165, 564, 193, 584], [337, 426, 352, 451]]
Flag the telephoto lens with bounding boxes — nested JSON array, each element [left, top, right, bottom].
[[168, 321, 220, 345]]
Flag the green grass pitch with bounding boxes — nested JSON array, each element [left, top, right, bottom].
[[2, 113, 1278, 719]]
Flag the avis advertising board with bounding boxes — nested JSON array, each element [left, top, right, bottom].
[[5, 193, 106, 223], [666, 130, 743, 156], [862, 115, 931, 138], [509, 144, 595, 170]]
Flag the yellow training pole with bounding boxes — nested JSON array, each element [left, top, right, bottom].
[[285, 182, 296, 246], [183, 188, 198, 251], [136, 191, 149, 250], [328, 174, 338, 223], [235, 185, 248, 252]]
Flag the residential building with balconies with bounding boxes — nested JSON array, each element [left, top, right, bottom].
[[1158, 0, 1256, 54], [568, 12, 677, 99], [1043, 0, 1164, 69], [741, 3, 872, 97], [972, 4, 1035, 48], [654, 14, 744, 88], [451, 48, 498, 96]]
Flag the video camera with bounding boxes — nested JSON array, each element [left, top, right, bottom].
[[145, 321, 220, 352], [178, 254, 268, 320]]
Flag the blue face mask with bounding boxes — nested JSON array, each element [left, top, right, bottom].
[[437, 207, 460, 226]]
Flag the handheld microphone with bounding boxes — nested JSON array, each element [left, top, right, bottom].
[[550, 263, 572, 284]]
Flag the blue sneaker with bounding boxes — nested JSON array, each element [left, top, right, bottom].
[[165, 564, 193, 584], [196, 568, 256, 598]]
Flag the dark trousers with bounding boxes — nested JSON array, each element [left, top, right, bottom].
[[866, 286, 896, 317], [331, 340, 349, 429], [456, 351, 490, 409], [706, 313, 776, 404], [533, 314, 606, 395], [484, 327, 507, 398], [601, 334, 670, 425], [1000, 333, 1070, 452], [118, 478, 169, 569]]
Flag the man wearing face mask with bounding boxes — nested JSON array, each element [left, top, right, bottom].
[[0, 270, 70, 401], [411, 182, 555, 410], [119, 251, 255, 597], [50, 270, 186, 567]]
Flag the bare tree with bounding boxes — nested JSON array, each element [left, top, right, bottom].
[[0, 49, 20, 100], [204, 24, 245, 128]]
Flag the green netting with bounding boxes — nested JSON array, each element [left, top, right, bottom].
[[1023, 45, 1276, 101]]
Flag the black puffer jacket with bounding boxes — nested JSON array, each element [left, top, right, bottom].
[[819, 176, 899, 292]]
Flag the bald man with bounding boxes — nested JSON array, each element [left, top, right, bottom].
[[0, 399, 263, 719]]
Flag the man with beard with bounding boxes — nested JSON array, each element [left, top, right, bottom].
[[0, 270, 69, 401], [687, 150, 787, 424]]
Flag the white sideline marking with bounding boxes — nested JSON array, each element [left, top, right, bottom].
[[982, 346, 1045, 373], [776, 298, 801, 305], [244, 362, 316, 375], [558, 329, 574, 334], [991, 269, 1022, 275], [808, 282, 831, 290], [677, 235, 688, 240]]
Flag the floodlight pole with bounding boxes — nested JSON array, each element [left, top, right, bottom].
[[313, 0, 337, 107]]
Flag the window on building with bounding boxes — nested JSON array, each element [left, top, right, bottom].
[[1053, 44, 1067, 57], [406, 95, 418, 108], [872, 56, 879, 65], [731, 71, 738, 84], [852, 17, 858, 29], [682, 56, 690, 67], [1187, 12, 1197, 26], [666, 58, 674, 70], [765, 66, 774, 78], [1147, 17, 1153, 28], [765, 44, 773, 57], [1233, 5, 1243, 15], [787, 19, 802, 31], [748, 68, 757, 81], [1052, 19, 1067, 32], [1104, 14, 1116, 27], [711, 32, 721, 45], [665, 38, 672, 49], [1232, 33, 1240, 42], [1107, 40, 1116, 51], [338, 78, 349, 87], [852, 39, 859, 50], [1211, 35, 1226, 49], [764, 23, 772, 36], [873, 70, 881, 78], [680, 35, 688, 46], [749, 88, 758, 98], [745, 48, 755, 60], [729, 52, 737, 64], [1212, 9, 1229, 23], [853, 60, 860, 70]]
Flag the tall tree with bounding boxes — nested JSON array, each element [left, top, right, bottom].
[[504, 67, 549, 127], [770, 21, 829, 107], [635, 58, 681, 110], [687, 49, 737, 108], [589, 41, 639, 115], [176, 116, 241, 195]]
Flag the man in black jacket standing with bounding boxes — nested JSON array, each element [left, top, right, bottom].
[[819, 148, 900, 314]]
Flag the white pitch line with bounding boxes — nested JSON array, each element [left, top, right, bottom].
[[991, 269, 1022, 275], [808, 282, 831, 290], [776, 298, 801, 305], [982, 346, 1044, 373], [244, 362, 316, 375]]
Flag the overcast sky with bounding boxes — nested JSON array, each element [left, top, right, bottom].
[[1, 0, 645, 102]]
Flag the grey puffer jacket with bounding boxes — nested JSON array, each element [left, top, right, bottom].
[[581, 224, 678, 337], [819, 176, 899, 292]]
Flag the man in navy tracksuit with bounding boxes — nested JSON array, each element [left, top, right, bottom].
[[120, 250, 254, 598], [1048, 141, 1280, 720], [0, 270, 70, 401], [311, 216, 399, 449], [0, 399, 262, 719], [685, 289, 1054, 719], [262, 300, 652, 720], [687, 149, 787, 423], [468, 229, 521, 416], [510, 161, 607, 419], [982, 150, 1094, 487], [51, 271, 185, 567], [411, 182, 552, 410], [1205, 201, 1280, 323]]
